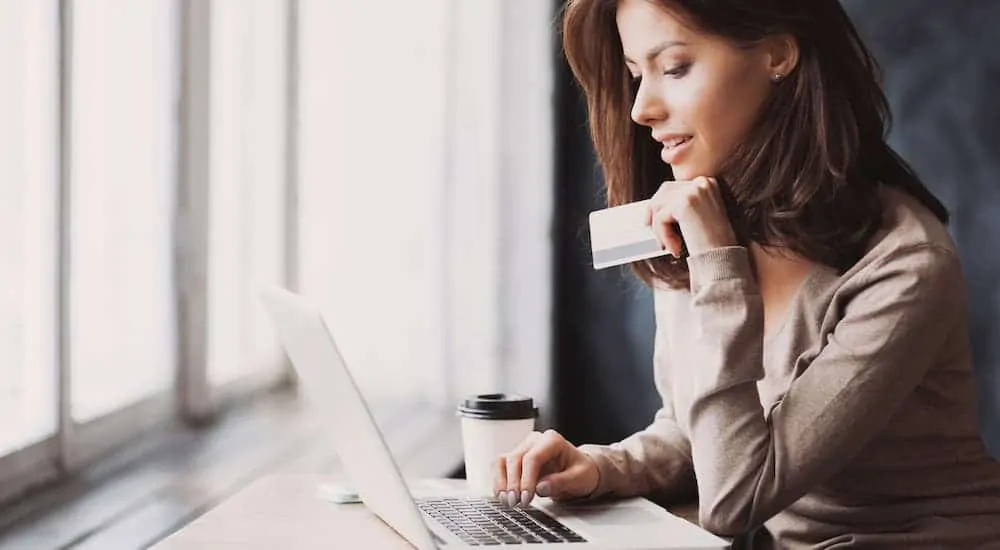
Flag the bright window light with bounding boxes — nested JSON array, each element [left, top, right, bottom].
[[69, 0, 178, 422], [0, 0, 59, 455], [206, 0, 288, 387], [297, 0, 450, 403]]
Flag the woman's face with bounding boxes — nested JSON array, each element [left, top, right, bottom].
[[617, 0, 783, 180]]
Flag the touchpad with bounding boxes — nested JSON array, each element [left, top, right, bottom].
[[563, 504, 662, 526]]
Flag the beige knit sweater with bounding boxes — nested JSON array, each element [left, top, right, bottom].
[[579, 186, 1000, 549]]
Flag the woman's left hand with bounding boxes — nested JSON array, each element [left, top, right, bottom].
[[646, 176, 739, 257]]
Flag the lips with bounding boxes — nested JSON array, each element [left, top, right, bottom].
[[652, 133, 693, 164], [662, 136, 691, 150]]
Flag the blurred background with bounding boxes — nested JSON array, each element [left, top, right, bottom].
[[0, 1, 996, 548]]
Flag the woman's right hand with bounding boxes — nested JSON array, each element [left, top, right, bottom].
[[493, 429, 600, 507]]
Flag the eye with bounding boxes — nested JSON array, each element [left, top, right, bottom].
[[664, 62, 691, 78]]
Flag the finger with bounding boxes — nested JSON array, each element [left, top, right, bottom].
[[498, 432, 542, 506], [701, 177, 728, 213], [512, 431, 541, 454], [519, 447, 552, 496], [696, 176, 725, 216], [536, 462, 589, 500], [647, 180, 675, 220], [494, 455, 508, 497], [691, 176, 716, 205], [505, 452, 523, 506], [647, 185, 677, 252], [507, 432, 542, 506], [650, 180, 674, 202], [647, 199, 668, 236], [652, 208, 683, 256], [519, 434, 562, 505]]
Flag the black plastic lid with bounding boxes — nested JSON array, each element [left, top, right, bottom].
[[457, 393, 538, 420]]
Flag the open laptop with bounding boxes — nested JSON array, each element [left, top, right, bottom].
[[260, 287, 729, 549]]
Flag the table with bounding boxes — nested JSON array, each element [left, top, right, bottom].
[[154, 474, 705, 549]]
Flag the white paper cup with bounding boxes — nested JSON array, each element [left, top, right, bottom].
[[457, 394, 538, 496]]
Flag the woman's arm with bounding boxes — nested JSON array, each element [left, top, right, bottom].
[[684, 244, 964, 536], [577, 290, 697, 501]]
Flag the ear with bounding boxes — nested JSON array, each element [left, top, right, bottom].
[[763, 34, 799, 81]]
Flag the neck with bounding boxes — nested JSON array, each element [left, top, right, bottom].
[[748, 242, 813, 286]]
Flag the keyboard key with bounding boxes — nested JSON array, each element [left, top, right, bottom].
[[417, 497, 587, 545]]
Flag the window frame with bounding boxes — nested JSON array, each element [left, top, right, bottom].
[[0, 0, 62, 504], [0, 0, 300, 504], [0, 0, 553, 508], [178, 0, 298, 419], [57, 0, 182, 472], [0, 440, 59, 505]]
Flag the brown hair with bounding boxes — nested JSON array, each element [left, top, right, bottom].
[[562, 0, 948, 289]]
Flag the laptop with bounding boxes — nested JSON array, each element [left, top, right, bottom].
[[260, 286, 730, 549]]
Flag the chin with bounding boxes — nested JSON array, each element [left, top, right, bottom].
[[669, 165, 696, 180], [668, 162, 713, 181]]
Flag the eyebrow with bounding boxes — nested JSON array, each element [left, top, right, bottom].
[[623, 40, 688, 64]]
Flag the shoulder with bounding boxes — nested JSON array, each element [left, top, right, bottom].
[[833, 185, 965, 308], [867, 185, 957, 258], [842, 185, 960, 279]]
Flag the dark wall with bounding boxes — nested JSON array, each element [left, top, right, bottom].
[[553, 1, 1000, 455], [840, 0, 1000, 455], [552, 45, 661, 445]]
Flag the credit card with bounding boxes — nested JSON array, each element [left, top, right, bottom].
[[589, 199, 671, 270]]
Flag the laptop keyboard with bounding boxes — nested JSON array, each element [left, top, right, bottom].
[[417, 497, 588, 545]]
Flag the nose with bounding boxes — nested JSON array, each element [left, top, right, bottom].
[[630, 78, 666, 127]]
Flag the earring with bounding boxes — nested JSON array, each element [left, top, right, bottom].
[[771, 73, 784, 82]]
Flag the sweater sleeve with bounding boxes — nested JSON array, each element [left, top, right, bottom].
[[682, 245, 964, 536], [577, 289, 697, 501]]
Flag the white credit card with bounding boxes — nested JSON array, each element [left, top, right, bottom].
[[589, 199, 671, 270]]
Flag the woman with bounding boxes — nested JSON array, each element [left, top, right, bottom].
[[495, 0, 1000, 547]]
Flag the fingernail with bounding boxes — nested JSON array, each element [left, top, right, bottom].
[[536, 482, 550, 497], [507, 491, 517, 507], [520, 490, 531, 507]]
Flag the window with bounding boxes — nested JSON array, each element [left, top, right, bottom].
[[0, 0, 555, 510], [297, 0, 452, 405], [295, 0, 555, 416], [0, 0, 296, 503], [69, 0, 179, 423], [0, 0, 59, 457], [206, 0, 289, 389]]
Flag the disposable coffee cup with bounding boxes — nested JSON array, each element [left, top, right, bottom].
[[457, 393, 538, 496]]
